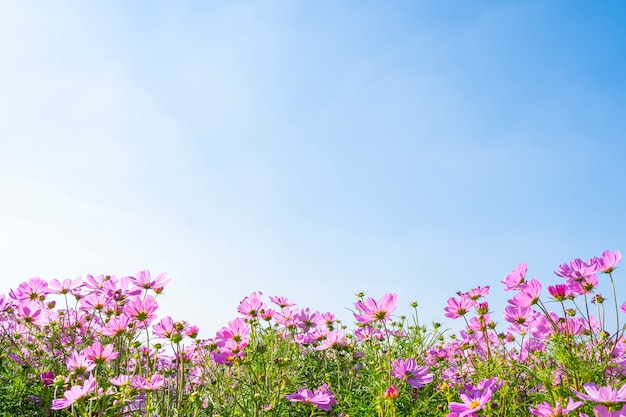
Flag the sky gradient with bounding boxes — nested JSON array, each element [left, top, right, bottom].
[[1, 1, 625, 336]]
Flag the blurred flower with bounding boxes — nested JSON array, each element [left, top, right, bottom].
[[530, 398, 583, 416], [285, 384, 336, 411], [573, 383, 626, 404], [391, 358, 433, 389]]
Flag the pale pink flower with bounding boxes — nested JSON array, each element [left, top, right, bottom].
[[128, 271, 171, 293], [573, 383, 626, 404], [49, 277, 83, 295], [354, 293, 397, 323], [12, 277, 50, 302], [285, 384, 336, 411], [237, 291, 266, 319], [84, 341, 118, 365], [50, 374, 97, 410], [124, 295, 159, 328], [530, 398, 583, 416]]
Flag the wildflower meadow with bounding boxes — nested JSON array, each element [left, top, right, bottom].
[[1, 250, 625, 416]]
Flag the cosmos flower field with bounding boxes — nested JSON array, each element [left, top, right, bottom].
[[1, 251, 625, 416]]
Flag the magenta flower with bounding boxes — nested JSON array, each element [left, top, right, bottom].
[[509, 278, 542, 307], [556, 258, 598, 281], [594, 250, 622, 274], [580, 404, 626, 417], [391, 358, 433, 389], [384, 385, 399, 399], [548, 284, 574, 301], [530, 398, 583, 416], [573, 383, 626, 404], [354, 293, 397, 323], [41, 371, 54, 386], [502, 263, 527, 291], [444, 295, 475, 319], [285, 384, 336, 411], [50, 374, 97, 410]]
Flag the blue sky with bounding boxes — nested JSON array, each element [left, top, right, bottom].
[[1, 1, 625, 337]]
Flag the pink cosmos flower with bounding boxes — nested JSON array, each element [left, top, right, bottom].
[[110, 375, 131, 386], [458, 286, 490, 301], [153, 316, 175, 339], [84, 341, 118, 365], [354, 293, 397, 324], [16, 300, 47, 327], [444, 296, 475, 319], [12, 277, 50, 302], [237, 291, 266, 319], [594, 250, 622, 274], [101, 314, 131, 337], [49, 277, 83, 295], [556, 258, 598, 281], [530, 398, 583, 416], [502, 263, 527, 291], [580, 404, 626, 417], [83, 274, 114, 291], [384, 385, 399, 399], [503, 305, 536, 330], [66, 351, 96, 375], [131, 374, 166, 390], [573, 383, 626, 404], [216, 317, 250, 345], [315, 330, 347, 351], [548, 284, 574, 301], [285, 384, 336, 411], [269, 295, 296, 309], [448, 390, 493, 417], [391, 358, 433, 389], [296, 308, 324, 332], [128, 271, 171, 293], [274, 306, 298, 328], [124, 295, 159, 328], [79, 293, 112, 311], [184, 325, 199, 338], [50, 373, 97, 410], [509, 279, 542, 307], [354, 325, 384, 341]]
